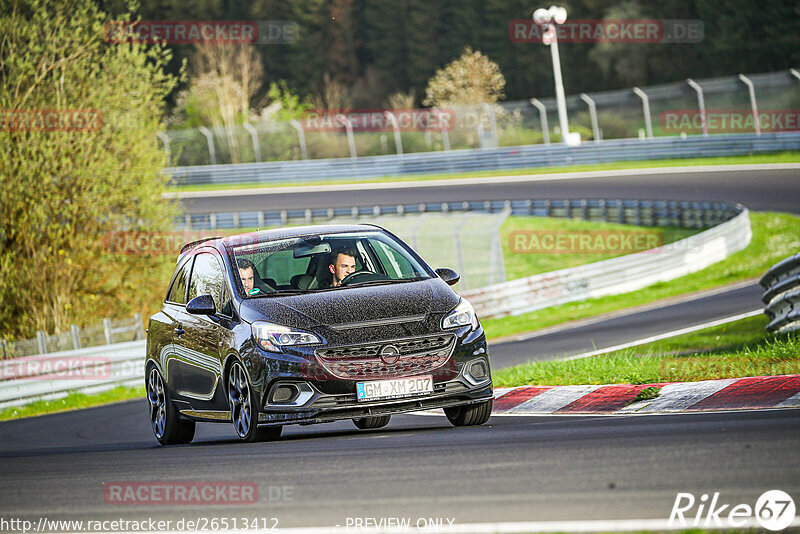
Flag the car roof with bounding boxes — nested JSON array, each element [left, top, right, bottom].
[[176, 224, 387, 263], [220, 224, 385, 248]]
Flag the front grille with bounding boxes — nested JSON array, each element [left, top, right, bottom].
[[315, 334, 455, 379]]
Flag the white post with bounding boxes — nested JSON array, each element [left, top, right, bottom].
[[738, 74, 760, 135], [289, 119, 308, 160], [335, 114, 357, 159], [435, 108, 451, 151], [243, 122, 262, 161], [198, 126, 217, 164], [384, 111, 403, 155], [529, 98, 550, 144], [103, 318, 113, 345], [550, 33, 570, 143], [481, 103, 499, 148], [687, 78, 708, 137], [156, 131, 171, 162], [632, 87, 653, 139], [70, 324, 81, 350], [579, 93, 600, 143], [790, 68, 800, 81], [36, 331, 47, 354]]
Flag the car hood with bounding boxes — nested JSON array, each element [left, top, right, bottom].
[[238, 278, 460, 332]]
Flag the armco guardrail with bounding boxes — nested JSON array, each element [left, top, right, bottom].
[[461, 204, 751, 318], [760, 252, 800, 333], [165, 132, 800, 186], [0, 340, 145, 410], [180, 198, 741, 231]]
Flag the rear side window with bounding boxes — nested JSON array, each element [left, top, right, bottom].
[[188, 253, 227, 313], [166, 258, 192, 304]]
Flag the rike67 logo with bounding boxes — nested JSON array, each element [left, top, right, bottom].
[[669, 490, 796, 531]]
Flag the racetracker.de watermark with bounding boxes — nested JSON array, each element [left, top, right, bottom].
[[0, 109, 102, 132], [509, 19, 703, 43], [1, 355, 112, 380], [103, 481, 272, 506], [661, 109, 800, 133], [509, 230, 663, 254], [301, 109, 457, 132], [104, 20, 298, 44]]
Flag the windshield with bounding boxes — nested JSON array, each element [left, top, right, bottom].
[[229, 231, 432, 297]]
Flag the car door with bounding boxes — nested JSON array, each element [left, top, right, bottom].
[[168, 251, 228, 406]]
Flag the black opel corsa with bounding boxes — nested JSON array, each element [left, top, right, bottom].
[[145, 224, 493, 444]]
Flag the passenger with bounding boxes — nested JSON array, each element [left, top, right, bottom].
[[236, 258, 261, 295], [326, 247, 358, 287]]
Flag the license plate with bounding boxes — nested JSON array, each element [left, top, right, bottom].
[[356, 375, 433, 402]]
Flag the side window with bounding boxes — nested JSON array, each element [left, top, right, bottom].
[[166, 258, 192, 304], [188, 253, 226, 313]]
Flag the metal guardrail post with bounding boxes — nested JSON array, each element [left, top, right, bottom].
[[289, 119, 308, 160], [481, 103, 499, 148], [687, 79, 708, 137], [156, 132, 171, 162], [134, 313, 144, 340], [453, 215, 469, 290], [384, 111, 403, 155], [198, 126, 217, 165], [70, 325, 81, 350], [579, 93, 600, 143], [632, 87, 653, 139], [36, 331, 47, 354], [243, 122, 262, 162], [529, 98, 550, 145], [103, 318, 113, 345], [738, 74, 761, 136], [434, 109, 451, 151], [335, 114, 357, 159]]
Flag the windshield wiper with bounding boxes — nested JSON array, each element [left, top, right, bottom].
[[257, 289, 314, 297], [346, 277, 428, 287]]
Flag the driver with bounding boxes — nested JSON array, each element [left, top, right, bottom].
[[326, 246, 357, 287]]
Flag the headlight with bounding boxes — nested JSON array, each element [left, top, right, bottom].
[[442, 298, 479, 330], [251, 321, 321, 352]]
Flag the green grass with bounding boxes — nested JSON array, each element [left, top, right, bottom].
[[492, 315, 800, 387], [0, 385, 143, 421], [167, 151, 800, 193], [482, 211, 800, 340]]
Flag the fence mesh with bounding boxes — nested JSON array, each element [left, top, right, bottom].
[[2, 316, 145, 360], [163, 69, 800, 166]]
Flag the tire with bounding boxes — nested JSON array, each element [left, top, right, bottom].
[[352, 415, 391, 430], [444, 399, 493, 427], [147, 366, 195, 445], [227, 360, 282, 442]]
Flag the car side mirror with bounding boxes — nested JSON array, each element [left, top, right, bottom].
[[435, 268, 460, 286], [186, 294, 217, 315]]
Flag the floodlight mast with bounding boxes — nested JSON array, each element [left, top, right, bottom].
[[533, 6, 573, 145]]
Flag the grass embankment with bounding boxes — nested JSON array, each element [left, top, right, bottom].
[[482, 211, 800, 340], [167, 151, 800, 193], [0, 385, 144, 421], [492, 315, 800, 388]]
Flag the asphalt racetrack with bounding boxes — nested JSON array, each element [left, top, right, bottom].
[[0, 401, 798, 528]]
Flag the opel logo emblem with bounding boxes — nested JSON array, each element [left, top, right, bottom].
[[380, 345, 400, 365]]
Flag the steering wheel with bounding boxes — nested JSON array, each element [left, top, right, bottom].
[[340, 270, 384, 286]]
